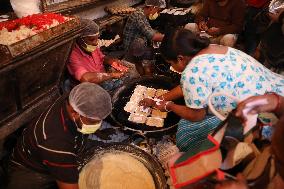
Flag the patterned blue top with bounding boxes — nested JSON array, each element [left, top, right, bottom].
[[181, 47, 284, 113]]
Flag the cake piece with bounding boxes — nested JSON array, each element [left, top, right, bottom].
[[134, 85, 147, 95], [144, 88, 156, 98], [146, 117, 164, 127], [124, 102, 137, 113], [155, 89, 168, 98], [168, 9, 176, 14], [151, 109, 167, 119], [135, 106, 151, 116], [128, 113, 147, 124], [129, 93, 143, 104]]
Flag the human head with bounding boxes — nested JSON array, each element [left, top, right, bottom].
[[160, 28, 210, 72], [144, 0, 166, 18], [80, 19, 100, 46], [68, 82, 112, 126]]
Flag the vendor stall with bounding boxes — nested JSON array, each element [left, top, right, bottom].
[[0, 13, 83, 140], [0, 0, 143, 140]]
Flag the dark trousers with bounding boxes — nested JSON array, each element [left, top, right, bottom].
[[244, 6, 263, 56], [6, 162, 58, 189]]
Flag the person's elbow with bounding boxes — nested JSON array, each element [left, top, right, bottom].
[[80, 75, 89, 82], [189, 112, 206, 122], [78, 73, 89, 82], [80, 73, 100, 84]]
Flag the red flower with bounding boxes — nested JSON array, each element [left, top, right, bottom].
[[0, 13, 70, 32]]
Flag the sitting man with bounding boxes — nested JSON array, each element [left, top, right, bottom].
[[68, 19, 138, 92], [185, 0, 245, 47], [123, 0, 165, 74], [7, 82, 112, 189]]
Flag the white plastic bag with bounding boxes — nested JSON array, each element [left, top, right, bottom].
[[10, 0, 41, 18]]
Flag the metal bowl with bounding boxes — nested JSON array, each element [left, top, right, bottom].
[[111, 76, 182, 137], [78, 143, 167, 189]]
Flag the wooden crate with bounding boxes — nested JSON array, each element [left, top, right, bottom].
[[0, 17, 80, 67]]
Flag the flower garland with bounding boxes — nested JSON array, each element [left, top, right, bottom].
[[0, 13, 72, 45], [0, 13, 68, 32]]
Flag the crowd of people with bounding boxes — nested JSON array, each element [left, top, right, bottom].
[[4, 0, 284, 189]]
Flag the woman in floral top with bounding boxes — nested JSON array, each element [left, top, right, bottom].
[[141, 28, 284, 152]]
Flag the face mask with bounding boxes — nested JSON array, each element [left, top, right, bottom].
[[84, 44, 97, 53], [81, 38, 97, 53], [149, 12, 159, 20], [74, 116, 102, 134]]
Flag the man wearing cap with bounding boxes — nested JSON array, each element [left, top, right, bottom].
[[123, 0, 165, 74], [7, 83, 112, 189], [68, 19, 137, 92]]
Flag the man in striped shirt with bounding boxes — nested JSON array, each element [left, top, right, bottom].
[[7, 83, 112, 189]]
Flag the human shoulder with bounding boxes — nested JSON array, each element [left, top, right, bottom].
[[38, 131, 77, 156], [130, 8, 145, 19], [70, 43, 85, 57]]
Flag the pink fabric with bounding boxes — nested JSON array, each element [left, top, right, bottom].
[[68, 44, 105, 81]]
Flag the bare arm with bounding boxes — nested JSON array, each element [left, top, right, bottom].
[[162, 85, 184, 101], [195, 0, 209, 23], [80, 72, 124, 83], [140, 87, 206, 121], [235, 94, 284, 120], [165, 102, 206, 121], [140, 85, 183, 108], [103, 56, 116, 66]]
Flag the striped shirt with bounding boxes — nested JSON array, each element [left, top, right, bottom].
[[11, 95, 88, 183]]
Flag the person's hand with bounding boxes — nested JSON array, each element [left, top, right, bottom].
[[139, 98, 156, 108], [111, 72, 125, 79], [215, 174, 248, 189], [156, 95, 165, 101], [269, 8, 284, 23], [111, 60, 129, 72], [235, 94, 280, 123], [154, 100, 173, 112], [198, 21, 208, 31], [207, 27, 220, 36]]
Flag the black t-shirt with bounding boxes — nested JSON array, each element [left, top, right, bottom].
[[11, 95, 88, 183]]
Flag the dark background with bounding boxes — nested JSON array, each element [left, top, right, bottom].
[[0, 0, 13, 14]]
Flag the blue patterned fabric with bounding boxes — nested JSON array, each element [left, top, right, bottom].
[[177, 47, 284, 152], [181, 47, 284, 114]]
